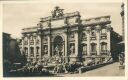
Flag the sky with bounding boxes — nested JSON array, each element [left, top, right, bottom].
[[3, 2, 123, 38]]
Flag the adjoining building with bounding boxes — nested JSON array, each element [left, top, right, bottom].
[[118, 3, 125, 69], [19, 6, 122, 64], [3, 32, 27, 77]]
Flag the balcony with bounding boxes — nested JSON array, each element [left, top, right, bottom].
[[100, 50, 109, 55], [30, 41, 34, 45], [90, 51, 97, 55], [90, 36, 96, 40], [82, 37, 87, 41], [30, 54, 34, 57], [22, 27, 38, 33], [100, 33, 107, 39], [82, 15, 111, 25]]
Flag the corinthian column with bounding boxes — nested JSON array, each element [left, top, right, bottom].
[[96, 25, 101, 55], [86, 27, 91, 56]]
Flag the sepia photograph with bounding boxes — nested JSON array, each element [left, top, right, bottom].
[[1, 0, 127, 77]]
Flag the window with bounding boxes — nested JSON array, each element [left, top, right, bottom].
[[90, 43, 97, 55], [24, 47, 28, 56], [100, 42, 107, 55], [30, 47, 34, 57], [82, 44, 87, 55], [101, 42, 107, 51], [91, 43, 96, 52]]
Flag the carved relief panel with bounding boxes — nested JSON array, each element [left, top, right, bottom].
[[82, 32, 87, 41], [69, 32, 75, 42], [69, 43, 75, 55]]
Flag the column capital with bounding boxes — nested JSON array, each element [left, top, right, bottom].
[[37, 31, 42, 36], [96, 25, 101, 32], [33, 33, 37, 39], [75, 15, 81, 24], [21, 36, 25, 39], [27, 34, 31, 39], [47, 33, 52, 37], [64, 31, 68, 35], [47, 21, 51, 28], [64, 28, 70, 34], [106, 24, 112, 31], [22, 33, 27, 37], [86, 27, 91, 33], [37, 31, 44, 37], [64, 18, 69, 26]]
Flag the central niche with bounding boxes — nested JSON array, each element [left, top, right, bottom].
[[53, 35, 64, 56]]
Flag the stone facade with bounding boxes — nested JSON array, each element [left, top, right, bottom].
[[19, 6, 121, 63]]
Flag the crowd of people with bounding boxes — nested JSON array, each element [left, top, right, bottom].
[[9, 53, 115, 76], [10, 56, 82, 75]]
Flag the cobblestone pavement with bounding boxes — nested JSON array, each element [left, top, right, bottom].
[[58, 62, 125, 77]]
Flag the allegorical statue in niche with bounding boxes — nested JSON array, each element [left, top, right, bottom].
[[54, 45, 59, 56]]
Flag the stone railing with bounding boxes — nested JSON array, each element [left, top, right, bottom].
[[101, 33, 107, 36], [82, 37, 87, 41], [64, 11, 80, 18], [40, 16, 52, 22], [100, 50, 109, 55], [22, 27, 38, 33], [82, 15, 111, 25], [90, 35, 96, 40], [90, 51, 97, 55], [100, 33, 107, 39], [40, 11, 80, 22]]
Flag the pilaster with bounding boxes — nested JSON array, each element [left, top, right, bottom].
[[21, 36, 25, 54], [48, 34, 51, 57], [64, 32, 68, 63], [27, 34, 30, 61], [96, 25, 101, 55], [106, 24, 111, 53], [86, 27, 91, 56], [33, 33, 37, 61], [74, 31, 79, 57], [38, 34, 42, 61]]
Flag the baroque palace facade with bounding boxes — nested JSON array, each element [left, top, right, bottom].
[[19, 6, 121, 63]]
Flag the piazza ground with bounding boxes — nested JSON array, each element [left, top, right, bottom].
[[58, 62, 124, 77]]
